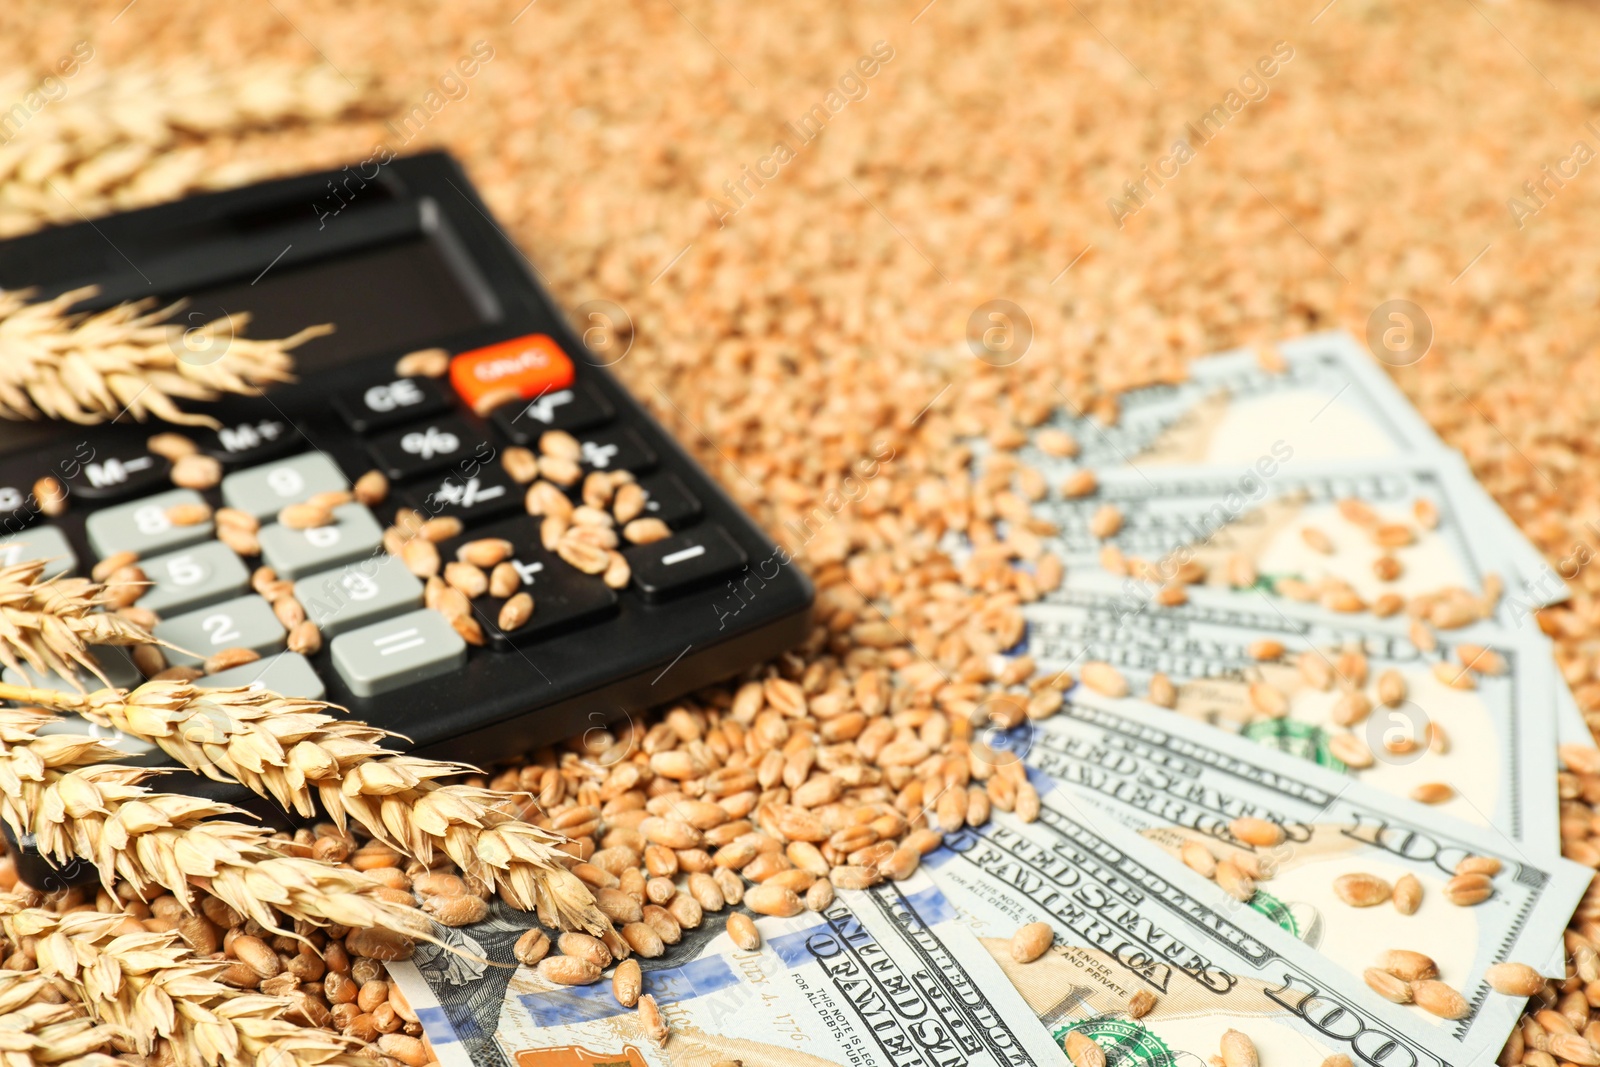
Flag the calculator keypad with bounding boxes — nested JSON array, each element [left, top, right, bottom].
[[86, 489, 213, 557], [20, 333, 775, 728], [294, 555, 424, 636], [258, 503, 384, 579], [221, 453, 348, 520], [137, 541, 251, 615], [331, 608, 466, 696], [154, 593, 287, 667]]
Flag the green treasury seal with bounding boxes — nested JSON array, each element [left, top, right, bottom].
[[1054, 1017, 1175, 1067]]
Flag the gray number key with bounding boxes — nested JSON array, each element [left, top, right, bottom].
[[258, 504, 384, 579], [221, 453, 349, 520], [198, 651, 325, 699], [85, 489, 214, 558], [154, 594, 286, 667], [0, 525, 77, 574], [294, 555, 424, 636], [137, 541, 250, 615], [330, 608, 465, 697]]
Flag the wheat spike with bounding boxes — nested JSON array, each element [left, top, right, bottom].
[[0, 63, 386, 238], [0, 559, 157, 689], [0, 969, 121, 1067], [0, 286, 331, 427], [2, 905, 368, 1067], [0, 706, 436, 945], [0, 681, 616, 943]]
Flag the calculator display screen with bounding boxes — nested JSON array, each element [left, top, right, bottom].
[[183, 235, 494, 367]]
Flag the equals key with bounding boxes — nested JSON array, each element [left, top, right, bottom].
[[330, 608, 466, 697]]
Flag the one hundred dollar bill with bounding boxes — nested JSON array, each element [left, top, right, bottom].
[[1020, 453, 1555, 624], [1003, 331, 1556, 609], [922, 802, 1462, 1067], [386, 879, 1064, 1067], [1017, 332, 1447, 470], [1012, 689, 1590, 1061], [1018, 571, 1562, 853]]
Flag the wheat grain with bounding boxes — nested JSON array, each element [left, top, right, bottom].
[[0, 680, 614, 944], [0, 286, 330, 427], [4, 905, 369, 1067], [0, 969, 120, 1067], [0, 559, 159, 688], [0, 63, 385, 238], [0, 707, 437, 947]]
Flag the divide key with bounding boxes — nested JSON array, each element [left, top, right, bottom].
[[624, 524, 747, 601]]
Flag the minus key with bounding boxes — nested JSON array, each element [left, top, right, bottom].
[[624, 524, 748, 601]]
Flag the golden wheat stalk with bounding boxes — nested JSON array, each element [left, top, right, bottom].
[[0, 63, 386, 239], [0, 969, 121, 1067], [0, 285, 331, 427], [4, 906, 368, 1067], [0, 559, 157, 689], [0, 707, 436, 944], [0, 681, 614, 942]]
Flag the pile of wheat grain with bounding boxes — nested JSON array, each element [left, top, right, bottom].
[[1, 2, 1600, 1064]]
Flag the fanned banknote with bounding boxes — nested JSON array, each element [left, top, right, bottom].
[[922, 804, 1461, 1067], [387, 879, 1064, 1067], [1007, 689, 1590, 1062], [1018, 571, 1561, 853], [1017, 332, 1447, 470], [1021, 454, 1554, 625], [1011, 329, 1561, 607]]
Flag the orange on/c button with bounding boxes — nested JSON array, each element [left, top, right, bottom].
[[450, 334, 576, 414]]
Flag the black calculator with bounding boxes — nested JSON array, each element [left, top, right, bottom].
[[0, 150, 813, 775]]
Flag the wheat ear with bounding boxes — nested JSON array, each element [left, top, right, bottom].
[[0, 968, 121, 1067], [0, 681, 615, 942], [0, 286, 331, 427], [0, 559, 158, 689], [2, 905, 368, 1067], [0, 707, 437, 944]]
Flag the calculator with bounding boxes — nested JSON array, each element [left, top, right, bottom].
[[0, 150, 813, 776]]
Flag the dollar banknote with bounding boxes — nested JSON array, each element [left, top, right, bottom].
[[1005, 688, 1590, 1062], [386, 878, 1064, 1067], [1015, 332, 1447, 470], [921, 801, 1462, 1067], [1019, 453, 1555, 624], [1018, 571, 1561, 853], [1001, 331, 1557, 611]]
